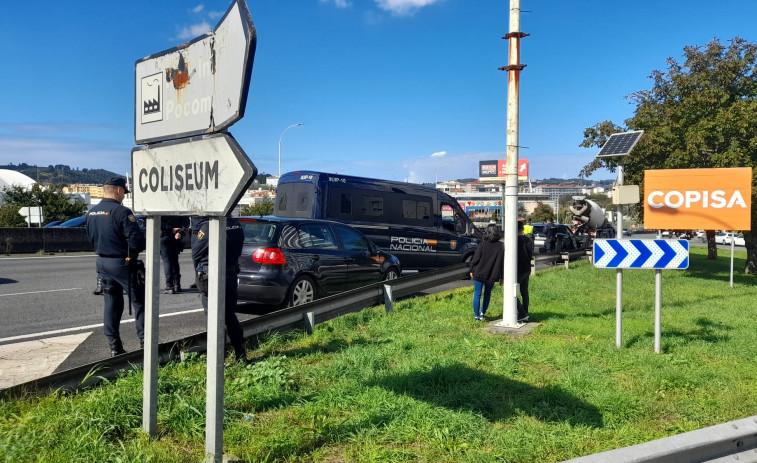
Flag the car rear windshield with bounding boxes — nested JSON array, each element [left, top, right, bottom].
[[240, 221, 278, 246]]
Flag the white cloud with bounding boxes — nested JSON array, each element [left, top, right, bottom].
[[320, 0, 352, 8], [175, 21, 212, 40], [430, 151, 446, 158], [374, 0, 440, 16], [208, 10, 224, 20], [192, 5, 204, 14]]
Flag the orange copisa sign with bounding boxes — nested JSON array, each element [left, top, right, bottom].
[[644, 167, 752, 230]]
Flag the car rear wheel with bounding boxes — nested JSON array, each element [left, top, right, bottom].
[[383, 267, 400, 281], [287, 276, 316, 307]]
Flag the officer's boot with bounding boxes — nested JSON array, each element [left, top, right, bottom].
[[109, 338, 126, 357], [93, 277, 103, 295], [233, 342, 246, 362], [163, 279, 174, 294], [174, 276, 182, 293]]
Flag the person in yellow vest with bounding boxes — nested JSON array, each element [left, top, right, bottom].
[[523, 219, 533, 236]]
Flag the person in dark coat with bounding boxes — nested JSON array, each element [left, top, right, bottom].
[[191, 216, 246, 360], [469, 223, 504, 321], [85, 177, 146, 356], [517, 221, 534, 322], [160, 216, 190, 293], [544, 217, 555, 252]]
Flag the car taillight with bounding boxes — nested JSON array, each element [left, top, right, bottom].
[[252, 247, 287, 264]]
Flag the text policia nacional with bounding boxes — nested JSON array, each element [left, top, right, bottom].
[[138, 160, 219, 193]]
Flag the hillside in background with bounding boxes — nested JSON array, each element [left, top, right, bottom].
[[1, 163, 119, 186]]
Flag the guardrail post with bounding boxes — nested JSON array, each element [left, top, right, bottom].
[[304, 312, 315, 335], [384, 284, 394, 313], [564, 253, 570, 269], [530, 257, 535, 276]]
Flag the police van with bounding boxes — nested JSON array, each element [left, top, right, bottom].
[[274, 171, 482, 270]]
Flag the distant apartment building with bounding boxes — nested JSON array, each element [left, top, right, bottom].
[[532, 184, 586, 211], [438, 180, 550, 221], [64, 183, 104, 198]]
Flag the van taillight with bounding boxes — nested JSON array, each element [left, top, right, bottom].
[[252, 248, 286, 264]]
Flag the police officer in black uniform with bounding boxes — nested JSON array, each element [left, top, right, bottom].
[[191, 216, 246, 361], [85, 177, 146, 357], [160, 216, 190, 293]]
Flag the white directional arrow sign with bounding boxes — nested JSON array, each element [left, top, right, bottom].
[[134, 0, 256, 144], [593, 239, 689, 269], [131, 133, 256, 216]]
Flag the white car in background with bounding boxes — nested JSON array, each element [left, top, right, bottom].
[[715, 232, 732, 245], [733, 234, 745, 246]]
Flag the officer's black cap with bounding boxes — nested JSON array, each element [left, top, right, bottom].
[[103, 177, 129, 193]]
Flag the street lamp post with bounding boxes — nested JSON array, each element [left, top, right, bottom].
[[278, 123, 304, 177]]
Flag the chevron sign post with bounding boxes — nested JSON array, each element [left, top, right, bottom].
[[593, 239, 689, 269]]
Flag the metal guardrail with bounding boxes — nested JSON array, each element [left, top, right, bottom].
[[1, 263, 470, 398], [562, 414, 757, 463]]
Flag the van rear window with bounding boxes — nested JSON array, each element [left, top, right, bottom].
[[275, 183, 315, 218]]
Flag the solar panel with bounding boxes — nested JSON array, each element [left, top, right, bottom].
[[596, 130, 644, 158]]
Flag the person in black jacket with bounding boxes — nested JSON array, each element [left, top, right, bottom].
[[191, 216, 246, 361], [544, 217, 555, 252], [160, 216, 190, 293], [517, 221, 534, 322], [85, 177, 146, 356], [469, 223, 504, 321]]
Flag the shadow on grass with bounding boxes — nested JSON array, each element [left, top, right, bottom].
[[369, 362, 603, 428], [683, 254, 754, 285], [625, 317, 732, 348]]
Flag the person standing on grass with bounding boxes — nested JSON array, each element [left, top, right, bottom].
[[517, 220, 534, 323], [469, 223, 504, 321]]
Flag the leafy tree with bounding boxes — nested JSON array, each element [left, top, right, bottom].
[[240, 197, 274, 216], [0, 204, 26, 227], [579, 37, 757, 273], [0, 184, 87, 226], [530, 202, 554, 223]]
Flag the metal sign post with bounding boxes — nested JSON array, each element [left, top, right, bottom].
[[615, 161, 624, 347], [205, 218, 227, 460], [142, 216, 161, 434], [132, 1, 257, 461]]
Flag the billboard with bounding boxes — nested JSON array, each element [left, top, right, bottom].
[[479, 159, 528, 182], [643, 167, 752, 230]]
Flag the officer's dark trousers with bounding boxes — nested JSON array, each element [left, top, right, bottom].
[[160, 237, 182, 285], [199, 270, 244, 348], [517, 272, 530, 319], [96, 257, 145, 343]]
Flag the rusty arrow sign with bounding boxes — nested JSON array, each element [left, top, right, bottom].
[[134, 0, 256, 144]]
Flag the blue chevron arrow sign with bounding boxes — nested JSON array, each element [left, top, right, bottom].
[[593, 239, 689, 269]]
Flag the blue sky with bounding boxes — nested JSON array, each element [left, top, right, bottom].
[[1, 0, 756, 184]]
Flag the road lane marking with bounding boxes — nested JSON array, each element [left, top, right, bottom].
[[0, 254, 96, 260], [0, 308, 205, 344], [0, 288, 83, 297]]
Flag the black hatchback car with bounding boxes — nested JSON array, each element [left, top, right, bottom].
[[236, 216, 401, 308]]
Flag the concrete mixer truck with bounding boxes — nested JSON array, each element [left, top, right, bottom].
[[569, 197, 616, 238]]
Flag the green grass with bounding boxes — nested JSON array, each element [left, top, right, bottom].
[[2, 247, 756, 462]]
